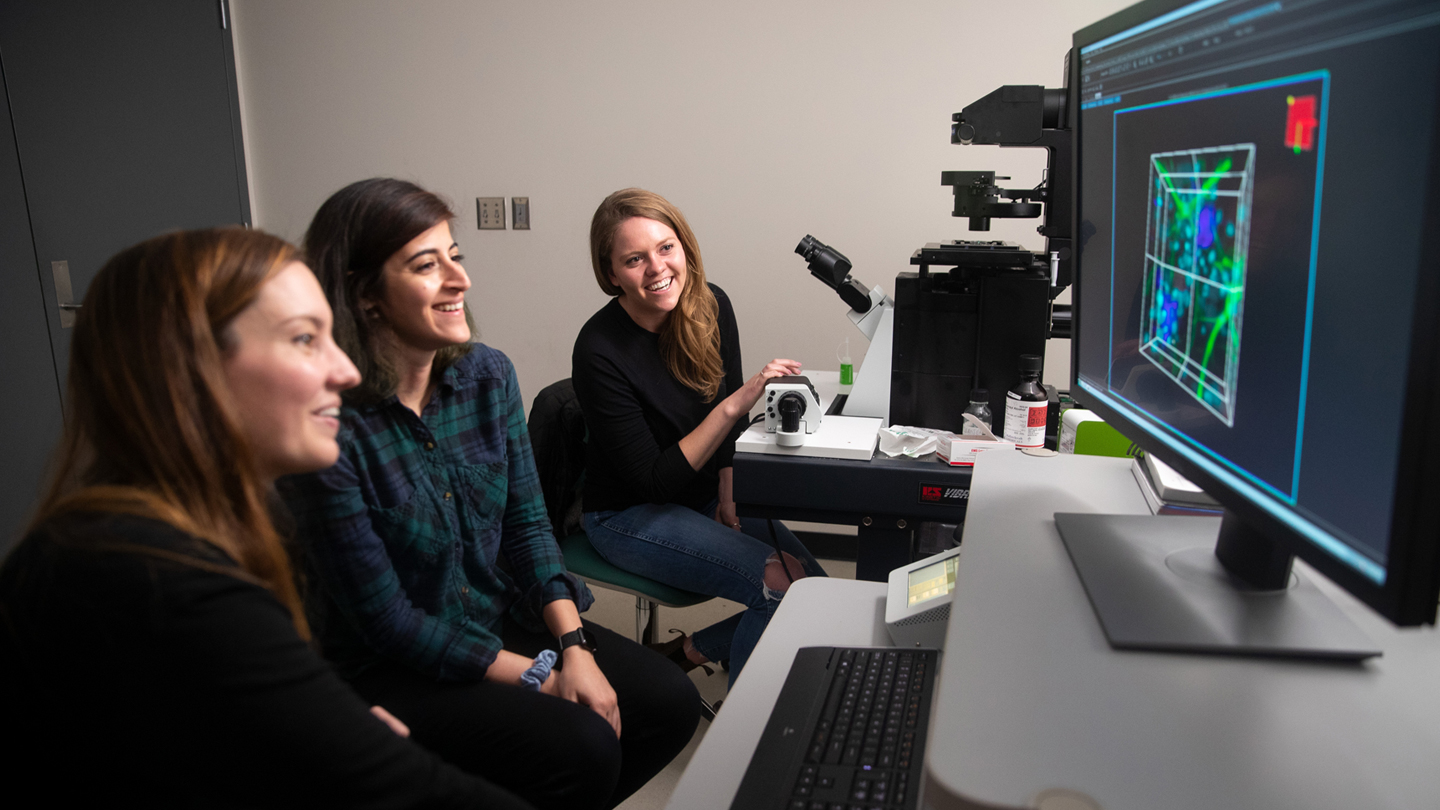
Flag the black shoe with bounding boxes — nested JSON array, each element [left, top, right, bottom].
[[647, 629, 714, 676]]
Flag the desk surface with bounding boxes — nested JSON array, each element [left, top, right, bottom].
[[671, 450, 1440, 810], [928, 450, 1440, 810]]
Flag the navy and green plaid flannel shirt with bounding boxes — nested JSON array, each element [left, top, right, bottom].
[[278, 345, 592, 682]]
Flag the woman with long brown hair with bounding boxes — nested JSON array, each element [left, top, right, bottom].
[[279, 178, 699, 810], [573, 188, 827, 686], [0, 228, 532, 808]]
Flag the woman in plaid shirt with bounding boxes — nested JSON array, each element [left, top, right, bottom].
[[279, 179, 699, 810]]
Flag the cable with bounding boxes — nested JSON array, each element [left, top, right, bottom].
[[767, 519, 795, 584]]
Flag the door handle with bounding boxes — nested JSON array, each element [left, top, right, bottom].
[[50, 260, 80, 327]]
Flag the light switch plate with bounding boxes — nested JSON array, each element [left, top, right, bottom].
[[477, 197, 505, 230], [511, 197, 530, 230]]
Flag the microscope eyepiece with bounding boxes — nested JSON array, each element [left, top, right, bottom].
[[795, 235, 853, 287], [795, 235, 872, 314]]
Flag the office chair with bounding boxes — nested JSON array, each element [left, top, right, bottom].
[[529, 380, 714, 643]]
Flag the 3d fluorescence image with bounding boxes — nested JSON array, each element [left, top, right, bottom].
[[1140, 144, 1255, 426]]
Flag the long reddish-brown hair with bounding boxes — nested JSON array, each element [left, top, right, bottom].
[[590, 188, 725, 401], [29, 228, 310, 637]]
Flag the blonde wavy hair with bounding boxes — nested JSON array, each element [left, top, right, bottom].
[[589, 188, 724, 401]]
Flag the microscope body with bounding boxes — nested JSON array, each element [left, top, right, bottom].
[[890, 243, 1050, 434], [796, 67, 1072, 435], [889, 80, 1072, 434]]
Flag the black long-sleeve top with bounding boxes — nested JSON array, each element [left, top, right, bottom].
[[0, 512, 531, 809], [572, 283, 746, 514]]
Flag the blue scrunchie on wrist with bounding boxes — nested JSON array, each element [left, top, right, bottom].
[[519, 648, 558, 692]]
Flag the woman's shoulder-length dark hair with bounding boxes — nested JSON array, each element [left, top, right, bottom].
[[304, 178, 475, 405]]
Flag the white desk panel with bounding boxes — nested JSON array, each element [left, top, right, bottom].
[[925, 450, 1440, 810]]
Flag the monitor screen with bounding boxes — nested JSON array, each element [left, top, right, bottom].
[[1071, 0, 1440, 627]]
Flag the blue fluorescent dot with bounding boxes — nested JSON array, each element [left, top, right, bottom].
[[1197, 206, 1216, 249]]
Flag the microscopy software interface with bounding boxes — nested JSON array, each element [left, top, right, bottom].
[[1075, 0, 1440, 579]]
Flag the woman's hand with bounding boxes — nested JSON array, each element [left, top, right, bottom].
[[678, 358, 802, 471], [716, 499, 741, 530], [537, 601, 620, 736], [369, 705, 411, 737], [731, 358, 804, 416], [543, 649, 622, 738], [716, 467, 741, 530]]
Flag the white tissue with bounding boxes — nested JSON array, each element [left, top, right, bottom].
[[878, 425, 943, 458]]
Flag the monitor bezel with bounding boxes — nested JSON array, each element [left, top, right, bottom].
[[1069, 0, 1440, 626]]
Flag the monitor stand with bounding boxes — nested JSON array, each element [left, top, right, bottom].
[[1054, 512, 1381, 660]]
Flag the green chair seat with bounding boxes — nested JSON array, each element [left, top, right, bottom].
[[560, 532, 710, 608]]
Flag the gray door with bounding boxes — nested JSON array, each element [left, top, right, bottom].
[[0, 0, 250, 551], [0, 68, 65, 554]]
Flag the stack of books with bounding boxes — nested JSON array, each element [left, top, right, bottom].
[[1130, 453, 1223, 517]]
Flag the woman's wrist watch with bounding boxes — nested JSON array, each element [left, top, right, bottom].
[[558, 627, 599, 655]]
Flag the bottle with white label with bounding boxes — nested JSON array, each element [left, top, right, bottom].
[[961, 388, 992, 436], [1003, 354, 1048, 448]]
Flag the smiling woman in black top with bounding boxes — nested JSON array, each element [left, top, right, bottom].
[[573, 188, 828, 685]]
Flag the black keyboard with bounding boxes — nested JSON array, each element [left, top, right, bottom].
[[730, 646, 940, 810]]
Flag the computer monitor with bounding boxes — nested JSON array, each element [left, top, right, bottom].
[[1065, 0, 1440, 657]]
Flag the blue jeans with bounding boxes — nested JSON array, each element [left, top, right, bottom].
[[582, 501, 826, 686]]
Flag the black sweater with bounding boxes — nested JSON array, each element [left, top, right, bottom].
[[572, 284, 746, 513], [0, 512, 531, 809]]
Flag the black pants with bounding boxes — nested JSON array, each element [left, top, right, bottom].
[[347, 618, 700, 810]]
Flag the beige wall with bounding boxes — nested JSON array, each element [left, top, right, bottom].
[[231, 0, 1133, 409]]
